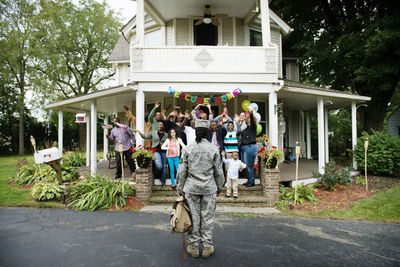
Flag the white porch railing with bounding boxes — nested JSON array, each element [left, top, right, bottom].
[[130, 46, 278, 74]]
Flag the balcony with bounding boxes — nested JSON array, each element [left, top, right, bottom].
[[130, 46, 278, 81]]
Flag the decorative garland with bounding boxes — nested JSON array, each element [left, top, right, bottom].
[[168, 86, 242, 104]]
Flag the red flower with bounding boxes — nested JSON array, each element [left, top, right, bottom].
[[130, 147, 134, 153], [272, 146, 277, 149], [283, 148, 286, 152], [253, 164, 258, 169]]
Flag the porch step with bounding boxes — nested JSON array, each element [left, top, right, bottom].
[[152, 185, 263, 196], [148, 195, 268, 204]]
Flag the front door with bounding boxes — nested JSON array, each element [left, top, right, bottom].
[[194, 21, 218, 46]]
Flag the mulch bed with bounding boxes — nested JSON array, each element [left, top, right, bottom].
[[109, 196, 145, 211], [290, 176, 400, 212]]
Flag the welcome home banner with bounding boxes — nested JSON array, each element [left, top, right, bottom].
[[168, 86, 242, 104]]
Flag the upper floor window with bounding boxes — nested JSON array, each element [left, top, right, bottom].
[[250, 29, 262, 46]]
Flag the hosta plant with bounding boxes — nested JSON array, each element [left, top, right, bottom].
[[31, 182, 65, 201], [64, 152, 86, 167], [281, 183, 318, 204], [68, 175, 126, 211]]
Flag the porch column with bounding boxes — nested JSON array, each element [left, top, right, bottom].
[[136, 0, 145, 47], [260, 0, 271, 46], [103, 116, 108, 160], [86, 115, 90, 167], [269, 91, 278, 148], [136, 89, 145, 146], [324, 109, 329, 163], [90, 101, 97, 176], [300, 111, 305, 156], [351, 101, 357, 169], [306, 112, 311, 159], [58, 110, 63, 156], [317, 97, 325, 174], [160, 26, 166, 46]]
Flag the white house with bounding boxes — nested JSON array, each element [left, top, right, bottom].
[[46, 0, 370, 177]]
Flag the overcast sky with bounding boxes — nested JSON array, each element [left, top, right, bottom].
[[71, 0, 137, 24], [105, 0, 137, 24]]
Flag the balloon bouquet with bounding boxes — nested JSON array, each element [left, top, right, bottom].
[[241, 100, 263, 136]]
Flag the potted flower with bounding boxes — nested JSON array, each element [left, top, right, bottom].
[[131, 145, 155, 169], [266, 146, 283, 169]]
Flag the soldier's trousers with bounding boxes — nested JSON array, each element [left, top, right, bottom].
[[185, 193, 217, 248]]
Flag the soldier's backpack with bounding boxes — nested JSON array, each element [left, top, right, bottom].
[[170, 195, 192, 233]]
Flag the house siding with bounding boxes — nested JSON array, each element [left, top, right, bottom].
[[176, 19, 190, 45], [236, 18, 244, 46], [166, 20, 174, 46], [222, 17, 233, 45], [388, 108, 400, 136], [271, 29, 281, 77]]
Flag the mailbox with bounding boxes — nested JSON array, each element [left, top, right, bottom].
[[34, 147, 61, 164], [75, 113, 87, 123]]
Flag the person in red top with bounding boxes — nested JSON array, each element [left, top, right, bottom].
[[161, 129, 185, 189]]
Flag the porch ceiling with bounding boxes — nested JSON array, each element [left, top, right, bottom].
[[147, 0, 255, 21]]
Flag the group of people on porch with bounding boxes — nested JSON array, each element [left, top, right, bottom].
[[107, 100, 259, 197]]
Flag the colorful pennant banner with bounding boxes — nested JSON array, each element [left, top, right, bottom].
[[168, 86, 242, 104]]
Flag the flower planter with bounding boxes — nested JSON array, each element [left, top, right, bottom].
[[268, 157, 278, 169], [136, 156, 151, 169]]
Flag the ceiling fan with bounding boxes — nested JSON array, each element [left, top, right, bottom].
[[190, 5, 228, 26]]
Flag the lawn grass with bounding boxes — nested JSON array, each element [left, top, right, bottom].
[[284, 186, 400, 223], [0, 155, 64, 208]]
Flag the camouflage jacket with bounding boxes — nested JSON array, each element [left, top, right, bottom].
[[177, 139, 224, 195]]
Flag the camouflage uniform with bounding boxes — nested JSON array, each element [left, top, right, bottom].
[[177, 138, 224, 248]]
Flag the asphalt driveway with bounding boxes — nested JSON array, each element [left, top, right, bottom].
[[0, 208, 399, 266]]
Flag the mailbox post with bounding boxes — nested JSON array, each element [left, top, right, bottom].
[[34, 147, 63, 185]]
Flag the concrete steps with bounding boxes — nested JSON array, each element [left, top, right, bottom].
[[150, 184, 266, 204]]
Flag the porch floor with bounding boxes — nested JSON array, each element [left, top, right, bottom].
[[78, 158, 318, 182]]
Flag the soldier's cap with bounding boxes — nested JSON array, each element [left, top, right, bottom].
[[195, 119, 210, 129]]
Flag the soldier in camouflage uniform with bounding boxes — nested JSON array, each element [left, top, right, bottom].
[[176, 119, 224, 259]]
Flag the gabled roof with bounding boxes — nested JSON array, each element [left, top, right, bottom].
[[108, 35, 130, 63]]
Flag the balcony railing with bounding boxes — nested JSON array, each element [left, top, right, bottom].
[[130, 46, 278, 74]]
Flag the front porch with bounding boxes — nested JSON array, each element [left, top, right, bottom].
[[77, 158, 319, 183]]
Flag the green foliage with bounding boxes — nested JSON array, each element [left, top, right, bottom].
[[353, 130, 400, 176], [313, 160, 352, 191], [15, 160, 79, 186], [64, 152, 86, 167], [132, 147, 155, 159], [68, 176, 126, 211], [354, 176, 366, 185], [281, 183, 318, 204], [270, 0, 400, 131], [31, 182, 65, 201]]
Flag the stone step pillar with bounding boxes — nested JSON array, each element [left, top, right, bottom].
[[135, 162, 153, 202], [260, 160, 280, 206]]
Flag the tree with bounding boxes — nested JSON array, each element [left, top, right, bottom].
[[271, 0, 400, 132], [35, 0, 122, 98], [0, 0, 41, 155]]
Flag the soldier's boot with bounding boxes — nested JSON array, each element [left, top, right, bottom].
[[202, 245, 215, 258], [187, 244, 200, 258]]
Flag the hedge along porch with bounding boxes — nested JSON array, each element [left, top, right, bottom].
[[46, 79, 370, 180]]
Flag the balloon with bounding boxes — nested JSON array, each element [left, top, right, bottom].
[[255, 112, 261, 124], [248, 103, 259, 112], [242, 100, 251, 111], [256, 124, 262, 135]]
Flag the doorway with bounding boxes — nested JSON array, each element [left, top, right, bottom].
[[194, 21, 218, 46]]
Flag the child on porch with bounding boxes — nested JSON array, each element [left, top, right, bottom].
[[221, 151, 246, 199], [161, 128, 186, 189]]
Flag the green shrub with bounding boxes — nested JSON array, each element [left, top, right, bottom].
[[313, 160, 352, 191], [68, 176, 126, 211], [281, 183, 318, 204], [353, 130, 400, 176], [64, 152, 86, 167], [14, 161, 79, 186], [31, 182, 65, 201]]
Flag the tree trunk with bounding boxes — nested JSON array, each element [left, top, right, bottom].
[[18, 87, 25, 155]]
